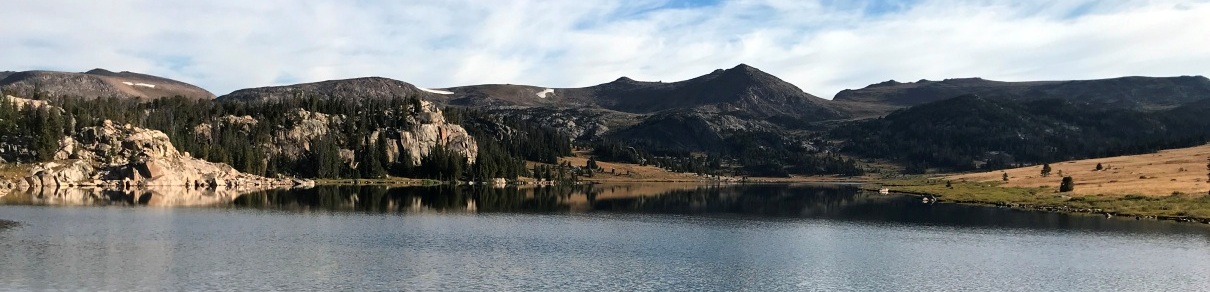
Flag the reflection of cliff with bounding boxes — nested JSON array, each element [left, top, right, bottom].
[[0, 185, 290, 207]]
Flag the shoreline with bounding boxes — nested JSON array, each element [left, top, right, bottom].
[[864, 180, 1210, 225], [10, 163, 1207, 226]]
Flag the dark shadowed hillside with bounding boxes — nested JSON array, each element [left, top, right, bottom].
[[834, 76, 1210, 109], [831, 94, 1210, 172], [567, 64, 842, 120]]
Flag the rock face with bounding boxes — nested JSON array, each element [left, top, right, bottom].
[[4, 95, 52, 110], [380, 100, 478, 165], [24, 120, 300, 189], [0, 69, 216, 100], [198, 99, 478, 166]]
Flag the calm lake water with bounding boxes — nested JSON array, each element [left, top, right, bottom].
[[0, 183, 1208, 291]]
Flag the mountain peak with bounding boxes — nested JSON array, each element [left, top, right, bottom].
[[718, 64, 779, 81], [614, 76, 636, 83], [731, 63, 756, 70], [84, 68, 115, 75], [722, 63, 763, 74]]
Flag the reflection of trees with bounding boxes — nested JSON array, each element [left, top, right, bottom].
[[233, 185, 590, 213], [590, 184, 877, 217], [0, 219, 15, 230]]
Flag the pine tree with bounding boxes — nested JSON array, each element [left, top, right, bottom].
[[35, 107, 64, 161], [1059, 177, 1075, 192], [358, 143, 386, 179], [1041, 163, 1052, 177]]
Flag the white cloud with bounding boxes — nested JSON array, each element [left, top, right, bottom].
[[0, 0, 1207, 98]]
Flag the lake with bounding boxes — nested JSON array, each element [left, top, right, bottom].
[[0, 183, 1208, 291]]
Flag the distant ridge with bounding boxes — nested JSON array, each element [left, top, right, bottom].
[[217, 77, 442, 102], [835, 75, 1210, 109], [441, 64, 843, 121], [0, 69, 215, 100]]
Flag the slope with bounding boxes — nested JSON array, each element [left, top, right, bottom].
[[834, 76, 1210, 109], [832, 95, 1210, 171], [217, 77, 446, 102], [0, 69, 216, 100]]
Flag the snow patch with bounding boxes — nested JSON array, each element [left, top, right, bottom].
[[536, 88, 554, 99], [121, 81, 155, 88], [419, 87, 453, 95]]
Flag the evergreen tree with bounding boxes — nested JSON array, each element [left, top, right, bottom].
[[1041, 163, 1052, 177], [586, 158, 598, 171], [357, 143, 386, 179], [1059, 176, 1075, 192], [308, 135, 344, 179], [34, 107, 64, 161]]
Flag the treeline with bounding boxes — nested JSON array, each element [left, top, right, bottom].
[[832, 95, 1210, 172], [6, 94, 572, 181], [448, 107, 572, 164], [0, 98, 67, 162]]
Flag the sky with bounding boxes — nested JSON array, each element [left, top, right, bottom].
[[1, 0, 1208, 98]]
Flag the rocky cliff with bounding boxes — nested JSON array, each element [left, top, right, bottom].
[[197, 99, 478, 166], [377, 100, 478, 165], [15, 119, 305, 190]]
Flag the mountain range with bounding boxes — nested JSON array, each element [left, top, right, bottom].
[[5, 64, 1210, 173]]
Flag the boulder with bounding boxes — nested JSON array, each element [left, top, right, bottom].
[[26, 160, 94, 187]]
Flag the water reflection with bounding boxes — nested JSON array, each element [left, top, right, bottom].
[[4, 182, 1207, 234], [0, 185, 284, 207], [231, 183, 1209, 235]]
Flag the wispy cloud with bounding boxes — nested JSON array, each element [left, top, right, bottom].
[[1, 0, 1207, 98]]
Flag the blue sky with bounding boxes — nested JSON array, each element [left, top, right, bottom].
[[1, 0, 1207, 98]]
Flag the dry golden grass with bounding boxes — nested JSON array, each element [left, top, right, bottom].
[[949, 144, 1210, 196], [557, 155, 707, 182], [557, 152, 875, 183], [0, 164, 32, 181]]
